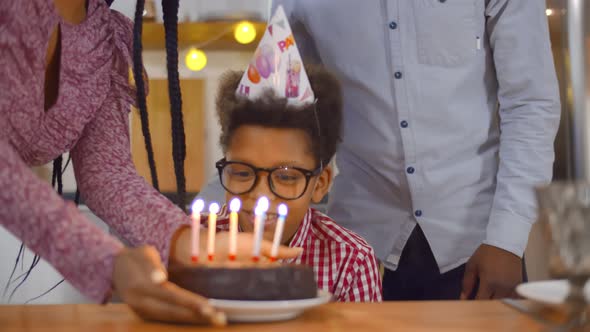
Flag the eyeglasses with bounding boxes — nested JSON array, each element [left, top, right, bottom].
[[215, 158, 322, 200]]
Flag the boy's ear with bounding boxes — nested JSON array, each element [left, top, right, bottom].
[[311, 164, 333, 204]]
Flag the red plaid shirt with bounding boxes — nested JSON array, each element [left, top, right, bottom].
[[205, 207, 382, 302]]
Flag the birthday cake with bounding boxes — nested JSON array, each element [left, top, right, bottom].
[[169, 262, 317, 301]]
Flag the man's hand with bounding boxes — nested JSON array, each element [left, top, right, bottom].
[[461, 244, 523, 300]]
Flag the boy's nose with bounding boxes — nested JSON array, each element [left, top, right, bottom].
[[248, 173, 276, 201]]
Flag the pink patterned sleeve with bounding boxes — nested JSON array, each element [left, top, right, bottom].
[[0, 139, 124, 302], [70, 13, 191, 263], [71, 94, 191, 266]]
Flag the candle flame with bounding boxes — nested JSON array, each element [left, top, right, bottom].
[[209, 202, 220, 214], [229, 198, 241, 212], [278, 203, 288, 216], [254, 205, 262, 216], [192, 199, 205, 214], [255, 196, 270, 214]]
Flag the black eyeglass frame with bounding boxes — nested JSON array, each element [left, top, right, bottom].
[[215, 158, 323, 200]]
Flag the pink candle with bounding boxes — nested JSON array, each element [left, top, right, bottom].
[[190, 199, 205, 263]]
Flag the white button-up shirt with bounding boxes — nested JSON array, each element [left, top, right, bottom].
[[272, 0, 561, 272]]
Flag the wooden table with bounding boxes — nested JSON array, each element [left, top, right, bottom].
[[0, 301, 544, 332]]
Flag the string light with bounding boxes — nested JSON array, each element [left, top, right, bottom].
[[183, 21, 259, 71], [234, 21, 256, 44], [546, 9, 554, 16], [185, 47, 207, 71]]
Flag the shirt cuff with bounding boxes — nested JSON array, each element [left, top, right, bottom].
[[484, 209, 533, 258]]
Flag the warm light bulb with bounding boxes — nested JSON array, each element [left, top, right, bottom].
[[234, 21, 257, 45], [185, 48, 207, 71], [546, 8, 553, 16]]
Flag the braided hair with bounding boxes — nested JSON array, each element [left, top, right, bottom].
[[161, 0, 187, 212], [132, 0, 159, 191], [133, 0, 187, 211]]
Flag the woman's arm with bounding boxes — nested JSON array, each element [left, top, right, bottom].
[[70, 76, 191, 266]]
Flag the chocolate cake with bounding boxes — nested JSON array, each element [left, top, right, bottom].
[[169, 263, 317, 301]]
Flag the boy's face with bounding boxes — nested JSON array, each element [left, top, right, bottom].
[[224, 125, 332, 244]]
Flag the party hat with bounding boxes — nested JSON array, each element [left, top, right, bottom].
[[235, 5, 315, 106]]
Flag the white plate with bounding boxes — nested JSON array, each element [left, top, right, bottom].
[[516, 280, 590, 306], [208, 290, 332, 323]]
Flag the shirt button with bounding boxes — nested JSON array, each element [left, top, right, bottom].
[[400, 120, 408, 128], [394, 71, 403, 79], [406, 167, 415, 174], [439, 0, 447, 3], [389, 21, 398, 30], [415, 210, 423, 217]]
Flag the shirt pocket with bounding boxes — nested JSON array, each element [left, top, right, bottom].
[[413, 0, 477, 67]]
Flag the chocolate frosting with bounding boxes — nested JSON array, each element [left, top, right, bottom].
[[169, 264, 317, 301]]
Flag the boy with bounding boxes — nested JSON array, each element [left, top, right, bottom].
[[204, 65, 382, 302]]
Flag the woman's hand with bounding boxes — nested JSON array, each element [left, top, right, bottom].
[[112, 246, 226, 325], [170, 226, 303, 265]]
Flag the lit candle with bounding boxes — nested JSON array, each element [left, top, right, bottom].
[[207, 202, 220, 262], [190, 199, 205, 263], [252, 196, 269, 262], [270, 204, 288, 262], [228, 198, 241, 261]]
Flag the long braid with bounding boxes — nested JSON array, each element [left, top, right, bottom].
[[162, 0, 187, 212], [52, 156, 63, 195], [133, 0, 160, 190], [51, 157, 59, 189]]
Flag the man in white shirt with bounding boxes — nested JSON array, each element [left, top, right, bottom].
[[270, 0, 560, 300]]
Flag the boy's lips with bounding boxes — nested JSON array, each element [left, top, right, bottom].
[[243, 210, 278, 227]]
